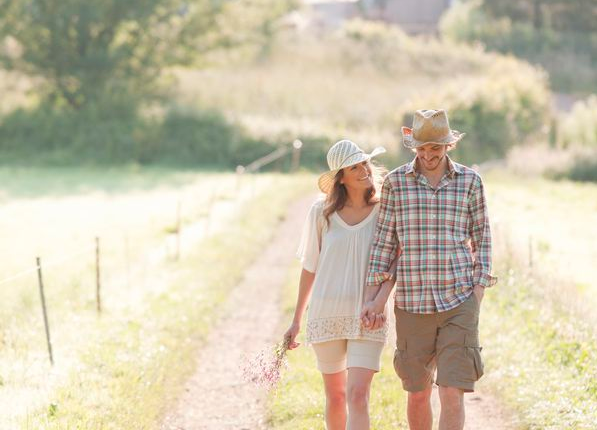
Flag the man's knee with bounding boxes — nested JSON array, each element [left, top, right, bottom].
[[438, 386, 464, 406], [408, 385, 432, 405]]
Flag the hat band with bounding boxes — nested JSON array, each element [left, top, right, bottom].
[[413, 130, 453, 143]]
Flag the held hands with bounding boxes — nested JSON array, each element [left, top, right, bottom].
[[284, 322, 301, 350], [360, 299, 386, 330]]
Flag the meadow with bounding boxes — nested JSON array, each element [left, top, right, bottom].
[[1, 10, 595, 429], [0, 167, 312, 428], [1, 166, 595, 428]]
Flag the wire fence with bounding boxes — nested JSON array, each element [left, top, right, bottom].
[[0, 140, 303, 366]]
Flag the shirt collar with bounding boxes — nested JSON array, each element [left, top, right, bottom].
[[405, 155, 463, 178]]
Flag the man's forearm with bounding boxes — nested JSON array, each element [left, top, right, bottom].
[[374, 279, 395, 306]]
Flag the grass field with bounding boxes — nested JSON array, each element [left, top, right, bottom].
[[0, 168, 312, 428], [480, 172, 597, 429], [2, 169, 595, 428]]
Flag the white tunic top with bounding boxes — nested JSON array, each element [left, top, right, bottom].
[[297, 199, 388, 344]]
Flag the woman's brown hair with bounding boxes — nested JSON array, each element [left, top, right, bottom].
[[322, 161, 387, 226]]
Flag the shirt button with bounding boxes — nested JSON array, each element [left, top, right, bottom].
[[430, 254, 436, 259], [431, 235, 436, 239], [432, 215, 437, 219]]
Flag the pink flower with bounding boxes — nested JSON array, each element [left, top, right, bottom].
[[241, 337, 290, 391]]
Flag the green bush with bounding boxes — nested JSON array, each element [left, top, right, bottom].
[[0, 97, 144, 164], [401, 57, 551, 165], [0, 101, 278, 168], [566, 157, 597, 183], [558, 96, 597, 149], [440, 0, 597, 93], [549, 156, 597, 183], [146, 108, 274, 167]]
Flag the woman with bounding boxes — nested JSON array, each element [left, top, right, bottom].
[[284, 139, 396, 430]]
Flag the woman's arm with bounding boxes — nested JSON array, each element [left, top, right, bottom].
[[284, 268, 316, 350]]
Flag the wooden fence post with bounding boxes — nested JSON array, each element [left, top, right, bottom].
[[176, 200, 181, 261], [292, 139, 303, 172], [236, 165, 245, 193], [96, 237, 101, 313], [36, 257, 54, 366]]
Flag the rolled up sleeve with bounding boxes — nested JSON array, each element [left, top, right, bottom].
[[468, 177, 497, 288], [366, 176, 399, 288]]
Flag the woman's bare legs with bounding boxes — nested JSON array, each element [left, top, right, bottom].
[[346, 367, 376, 430], [322, 370, 347, 430]]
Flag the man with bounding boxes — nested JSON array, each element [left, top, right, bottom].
[[364, 109, 496, 430]]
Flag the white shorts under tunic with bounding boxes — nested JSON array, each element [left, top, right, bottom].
[[296, 199, 389, 348]]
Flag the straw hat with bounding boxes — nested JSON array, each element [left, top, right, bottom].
[[401, 109, 465, 149], [318, 140, 385, 194]]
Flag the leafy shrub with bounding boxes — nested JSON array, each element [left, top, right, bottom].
[[565, 157, 597, 183], [400, 57, 551, 165], [558, 96, 597, 149], [0, 101, 276, 168], [440, 0, 597, 92]]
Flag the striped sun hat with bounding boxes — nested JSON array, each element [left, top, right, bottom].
[[317, 140, 385, 194]]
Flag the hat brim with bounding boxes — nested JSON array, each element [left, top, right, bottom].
[[317, 146, 386, 194], [401, 127, 465, 149]]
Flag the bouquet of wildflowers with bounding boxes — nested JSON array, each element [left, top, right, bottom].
[[242, 337, 290, 391]]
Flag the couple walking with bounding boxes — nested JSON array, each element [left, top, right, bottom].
[[285, 109, 497, 430]]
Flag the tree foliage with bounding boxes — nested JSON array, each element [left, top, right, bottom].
[[481, 0, 597, 32], [0, 0, 296, 109]]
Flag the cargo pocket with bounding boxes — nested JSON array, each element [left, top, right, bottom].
[[393, 338, 409, 381], [464, 334, 484, 380]]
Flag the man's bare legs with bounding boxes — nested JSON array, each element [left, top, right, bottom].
[[407, 385, 432, 430], [407, 385, 465, 430], [438, 386, 465, 430]]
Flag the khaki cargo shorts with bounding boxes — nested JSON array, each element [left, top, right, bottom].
[[393, 293, 484, 393]]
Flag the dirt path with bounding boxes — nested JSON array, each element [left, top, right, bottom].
[[161, 193, 517, 430], [161, 194, 315, 430]]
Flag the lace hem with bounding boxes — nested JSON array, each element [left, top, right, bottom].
[[306, 315, 388, 344]]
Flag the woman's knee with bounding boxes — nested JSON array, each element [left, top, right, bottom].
[[347, 383, 370, 409], [326, 388, 346, 408], [322, 369, 347, 408]]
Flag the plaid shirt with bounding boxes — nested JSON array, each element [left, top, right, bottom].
[[366, 156, 497, 314]]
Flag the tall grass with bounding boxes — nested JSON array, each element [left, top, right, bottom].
[[0, 168, 311, 428], [478, 173, 597, 429], [175, 20, 550, 165], [20, 174, 313, 429]]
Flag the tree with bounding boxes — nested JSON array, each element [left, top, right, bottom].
[[0, 0, 296, 109], [481, 0, 597, 33]]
